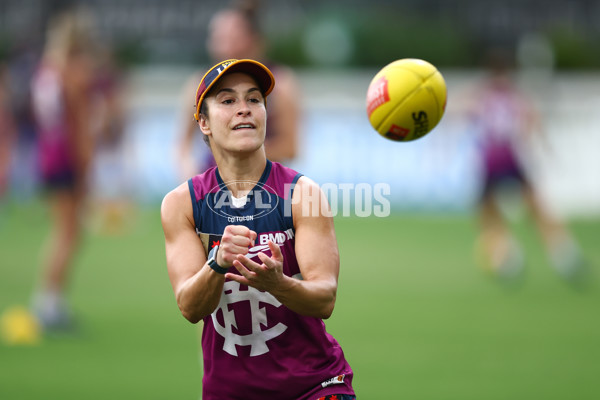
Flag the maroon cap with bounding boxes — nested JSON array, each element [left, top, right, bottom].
[[194, 59, 275, 121]]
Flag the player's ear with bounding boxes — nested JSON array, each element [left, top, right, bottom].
[[198, 114, 211, 136]]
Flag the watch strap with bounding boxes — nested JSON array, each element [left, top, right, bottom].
[[208, 245, 228, 274]]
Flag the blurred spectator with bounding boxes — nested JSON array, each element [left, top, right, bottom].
[[176, 0, 301, 179], [29, 9, 104, 331], [467, 47, 585, 284]]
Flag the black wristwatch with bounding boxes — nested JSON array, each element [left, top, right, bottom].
[[207, 245, 228, 274]]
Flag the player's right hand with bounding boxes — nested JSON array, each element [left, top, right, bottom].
[[217, 225, 257, 268]]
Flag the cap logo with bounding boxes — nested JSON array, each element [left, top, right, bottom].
[[194, 59, 275, 121], [217, 60, 235, 72], [213, 60, 233, 78]]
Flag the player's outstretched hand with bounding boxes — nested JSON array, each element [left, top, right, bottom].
[[218, 225, 257, 268], [228, 241, 286, 292]]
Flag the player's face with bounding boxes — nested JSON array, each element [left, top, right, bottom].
[[200, 72, 267, 153]]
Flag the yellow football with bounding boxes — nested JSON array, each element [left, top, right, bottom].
[[366, 58, 447, 141], [0, 306, 42, 345]]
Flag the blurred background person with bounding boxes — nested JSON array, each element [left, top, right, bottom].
[[29, 9, 104, 331], [467, 47, 585, 283], [89, 45, 131, 235], [176, 0, 301, 179]]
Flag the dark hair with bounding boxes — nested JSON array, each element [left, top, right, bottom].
[[200, 101, 209, 118], [199, 101, 210, 145]]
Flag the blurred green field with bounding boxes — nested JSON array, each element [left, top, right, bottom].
[[1, 201, 599, 399]]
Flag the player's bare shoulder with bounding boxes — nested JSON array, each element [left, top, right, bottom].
[[291, 176, 332, 222], [160, 182, 194, 232]]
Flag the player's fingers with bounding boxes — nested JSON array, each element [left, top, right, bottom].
[[223, 226, 257, 248], [267, 240, 284, 262], [225, 270, 251, 286], [220, 243, 253, 265], [228, 234, 253, 248], [231, 259, 255, 279], [224, 224, 249, 235], [257, 251, 281, 270], [257, 251, 272, 267], [223, 225, 252, 243], [236, 254, 263, 273]]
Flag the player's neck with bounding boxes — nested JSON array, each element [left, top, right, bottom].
[[216, 151, 267, 197]]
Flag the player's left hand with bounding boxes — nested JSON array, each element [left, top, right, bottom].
[[227, 240, 286, 292]]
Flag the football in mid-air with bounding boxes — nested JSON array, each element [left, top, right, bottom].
[[366, 58, 447, 142]]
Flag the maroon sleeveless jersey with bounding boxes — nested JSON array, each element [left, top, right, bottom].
[[188, 161, 355, 399]]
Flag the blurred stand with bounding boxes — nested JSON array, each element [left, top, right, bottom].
[[175, 0, 301, 181]]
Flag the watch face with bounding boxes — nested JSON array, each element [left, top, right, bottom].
[[209, 245, 218, 262]]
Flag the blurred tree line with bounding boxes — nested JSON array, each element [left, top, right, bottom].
[[1, 0, 599, 69]]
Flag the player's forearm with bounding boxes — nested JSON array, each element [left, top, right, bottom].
[[176, 267, 224, 323], [270, 276, 337, 319]]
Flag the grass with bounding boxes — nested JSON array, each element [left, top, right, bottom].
[[1, 201, 599, 399]]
